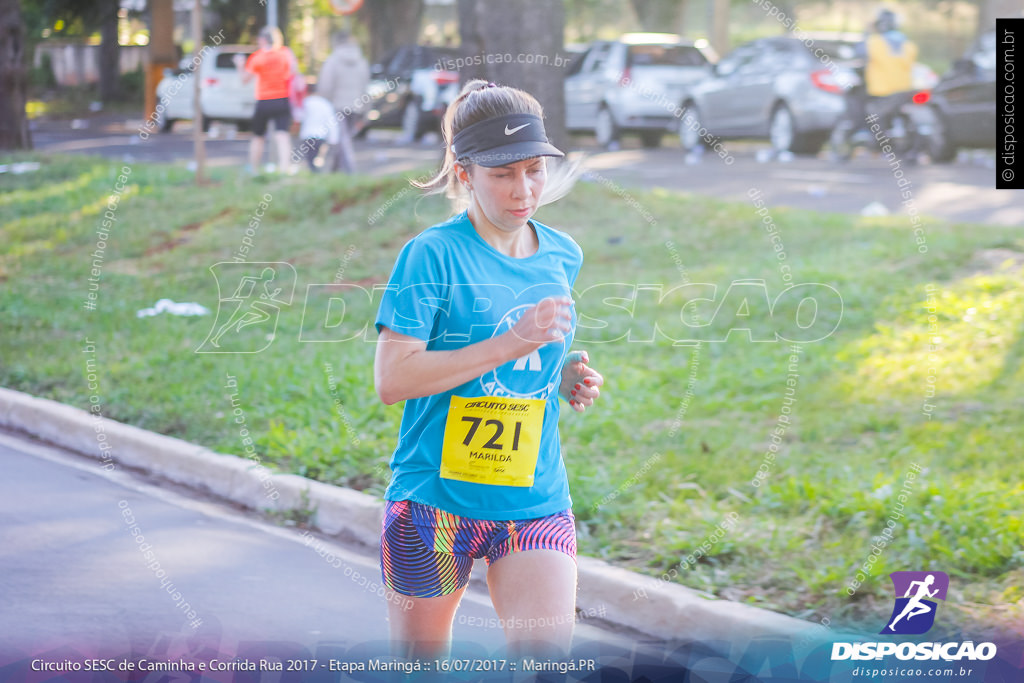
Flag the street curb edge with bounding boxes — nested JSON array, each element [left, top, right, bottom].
[[0, 386, 818, 645]]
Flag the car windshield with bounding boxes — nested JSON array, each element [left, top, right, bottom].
[[215, 52, 251, 69], [627, 44, 707, 68], [412, 47, 461, 71]]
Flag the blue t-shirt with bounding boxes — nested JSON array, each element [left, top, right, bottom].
[[375, 210, 583, 520]]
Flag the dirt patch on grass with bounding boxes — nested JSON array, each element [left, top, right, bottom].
[[962, 248, 1024, 276], [331, 185, 389, 214], [144, 207, 234, 256], [145, 236, 190, 256]]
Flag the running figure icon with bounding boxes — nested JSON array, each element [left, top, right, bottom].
[[888, 574, 939, 631], [207, 267, 286, 348], [880, 570, 949, 635]]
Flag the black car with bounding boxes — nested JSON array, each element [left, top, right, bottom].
[[924, 31, 995, 162], [358, 44, 461, 141]]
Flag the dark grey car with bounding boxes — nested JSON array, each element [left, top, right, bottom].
[[921, 31, 996, 162], [359, 44, 461, 141], [679, 34, 861, 155]]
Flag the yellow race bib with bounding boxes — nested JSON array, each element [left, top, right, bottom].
[[440, 395, 546, 487]]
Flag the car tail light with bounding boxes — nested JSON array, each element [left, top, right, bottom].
[[810, 69, 843, 94], [203, 78, 219, 88], [433, 70, 459, 86], [619, 67, 631, 87], [911, 91, 930, 105]]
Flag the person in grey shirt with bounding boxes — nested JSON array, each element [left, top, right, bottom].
[[317, 31, 370, 173]]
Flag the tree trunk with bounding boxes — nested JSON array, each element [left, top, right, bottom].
[[191, 0, 206, 184], [98, 0, 121, 102], [0, 0, 31, 150], [979, 0, 1024, 34], [456, 0, 567, 150], [366, 0, 423, 64], [456, 0, 484, 80], [278, 0, 289, 43], [629, 0, 683, 33], [710, 0, 729, 58], [676, 0, 691, 35]]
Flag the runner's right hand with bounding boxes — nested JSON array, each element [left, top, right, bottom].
[[509, 296, 573, 349]]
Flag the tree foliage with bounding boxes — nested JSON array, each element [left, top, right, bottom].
[[21, 0, 121, 100], [206, 0, 263, 44]]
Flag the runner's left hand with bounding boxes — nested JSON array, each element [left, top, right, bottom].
[[560, 350, 603, 413]]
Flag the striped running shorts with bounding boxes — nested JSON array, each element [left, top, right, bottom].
[[380, 499, 576, 598]]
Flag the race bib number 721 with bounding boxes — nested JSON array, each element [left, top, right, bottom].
[[440, 395, 546, 487]]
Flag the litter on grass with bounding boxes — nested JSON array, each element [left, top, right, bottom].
[[0, 162, 41, 175], [137, 299, 210, 318], [860, 201, 890, 217]]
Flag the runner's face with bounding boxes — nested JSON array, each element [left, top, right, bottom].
[[468, 157, 547, 233]]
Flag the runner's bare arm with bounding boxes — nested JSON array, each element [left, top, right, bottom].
[[234, 54, 255, 84], [375, 297, 572, 404]]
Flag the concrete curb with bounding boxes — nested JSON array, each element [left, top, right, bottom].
[[0, 386, 819, 644]]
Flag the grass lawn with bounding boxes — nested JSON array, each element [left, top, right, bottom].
[[2, 153, 1022, 638]]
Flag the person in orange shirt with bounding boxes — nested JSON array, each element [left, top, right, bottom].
[[234, 26, 296, 174]]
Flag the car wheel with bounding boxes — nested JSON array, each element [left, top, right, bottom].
[[640, 131, 663, 148], [159, 117, 175, 133], [889, 112, 917, 162], [401, 98, 423, 142], [771, 104, 824, 155], [927, 109, 957, 163], [595, 107, 620, 148], [769, 105, 796, 153], [678, 103, 706, 152], [201, 115, 212, 133]]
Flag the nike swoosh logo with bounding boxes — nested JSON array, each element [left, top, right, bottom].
[[504, 123, 530, 135]]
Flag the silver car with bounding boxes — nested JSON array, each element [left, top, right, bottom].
[[565, 33, 715, 148], [679, 34, 860, 155]]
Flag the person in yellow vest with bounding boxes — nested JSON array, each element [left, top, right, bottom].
[[845, 8, 919, 143], [864, 8, 918, 98]]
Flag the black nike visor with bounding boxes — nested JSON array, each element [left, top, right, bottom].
[[451, 113, 565, 168]]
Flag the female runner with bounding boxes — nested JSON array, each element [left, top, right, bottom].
[[374, 80, 603, 659]]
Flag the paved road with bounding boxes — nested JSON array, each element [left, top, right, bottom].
[[29, 115, 442, 177], [0, 430, 663, 680], [29, 114, 1023, 227], [583, 143, 1022, 228]]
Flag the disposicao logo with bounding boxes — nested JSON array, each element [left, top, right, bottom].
[[831, 571, 998, 663], [881, 570, 949, 635]]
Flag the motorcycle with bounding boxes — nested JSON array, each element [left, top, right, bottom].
[[828, 65, 933, 163]]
